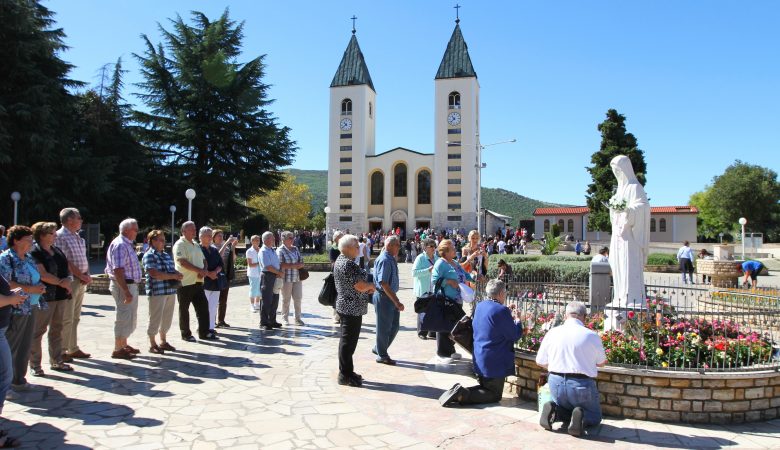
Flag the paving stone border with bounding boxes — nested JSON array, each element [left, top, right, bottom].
[[508, 351, 780, 424]]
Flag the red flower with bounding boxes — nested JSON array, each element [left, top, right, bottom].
[[627, 311, 636, 320]]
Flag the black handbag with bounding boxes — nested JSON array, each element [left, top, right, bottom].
[[450, 315, 474, 353], [414, 278, 445, 313], [419, 278, 466, 333], [318, 273, 337, 306]]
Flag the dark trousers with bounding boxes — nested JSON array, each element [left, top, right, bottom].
[[338, 314, 362, 377], [461, 376, 505, 404], [178, 283, 210, 338], [217, 287, 229, 323], [417, 314, 436, 338], [436, 331, 455, 357], [260, 271, 280, 326], [6, 312, 36, 385]]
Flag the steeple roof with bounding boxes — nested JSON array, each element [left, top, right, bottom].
[[435, 24, 477, 80], [330, 34, 375, 92]]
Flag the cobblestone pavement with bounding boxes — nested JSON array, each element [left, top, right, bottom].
[[3, 267, 780, 449]]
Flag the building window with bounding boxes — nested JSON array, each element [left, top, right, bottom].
[[448, 166, 461, 172], [371, 171, 384, 205], [448, 91, 461, 109], [340, 181, 351, 187], [369, 102, 372, 118], [447, 215, 462, 221], [394, 163, 407, 197], [340, 193, 352, 199], [448, 191, 460, 197], [659, 218, 667, 232], [557, 219, 564, 231], [340, 145, 352, 152], [447, 153, 461, 159], [340, 133, 352, 139], [339, 216, 351, 222], [448, 203, 461, 209], [650, 218, 656, 232], [567, 219, 574, 233], [340, 169, 351, 174], [340, 157, 352, 163], [447, 141, 461, 147], [340, 204, 351, 211], [341, 99, 352, 115], [544, 220, 550, 233], [417, 170, 431, 205], [447, 128, 462, 134], [448, 179, 461, 185]]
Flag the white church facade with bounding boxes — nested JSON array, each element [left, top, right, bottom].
[[325, 20, 481, 235]]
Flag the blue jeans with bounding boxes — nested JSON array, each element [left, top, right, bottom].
[[0, 326, 12, 414], [373, 292, 399, 359], [548, 374, 602, 427]]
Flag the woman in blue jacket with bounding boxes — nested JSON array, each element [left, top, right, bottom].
[[439, 278, 522, 406], [412, 239, 438, 339], [431, 239, 473, 363]]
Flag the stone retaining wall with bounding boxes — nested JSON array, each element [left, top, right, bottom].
[[509, 352, 780, 424], [697, 259, 743, 288]]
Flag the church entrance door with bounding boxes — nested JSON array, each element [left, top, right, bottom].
[[415, 221, 430, 230], [392, 222, 406, 239], [369, 221, 383, 232]]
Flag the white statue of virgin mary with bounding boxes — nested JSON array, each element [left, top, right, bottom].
[[605, 155, 650, 331]]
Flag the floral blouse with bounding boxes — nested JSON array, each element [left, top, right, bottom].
[[333, 254, 369, 316], [0, 249, 46, 315]]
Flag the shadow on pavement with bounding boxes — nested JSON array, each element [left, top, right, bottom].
[[0, 419, 89, 450], [587, 423, 738, 448], [360, 380, 443, 400]]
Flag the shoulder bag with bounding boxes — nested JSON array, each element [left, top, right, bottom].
[[318, 273, 337, 306], [450, 315, 474, 353]]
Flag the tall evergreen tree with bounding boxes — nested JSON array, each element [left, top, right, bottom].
[[0, 0, 83, 223], [133, 10, 296, 226], [585, 109, 647, 231]]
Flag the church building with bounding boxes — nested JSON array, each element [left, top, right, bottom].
[[325, 19, 481, 235]]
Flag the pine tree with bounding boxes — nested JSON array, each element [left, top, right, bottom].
[[0, 0, 83, 222], [132, 10, 296, 226], [585, 109, 647, 231]]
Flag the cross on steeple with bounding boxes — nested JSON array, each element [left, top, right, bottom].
[[454, 4, 461, 24], [351, 15, 357, 34]]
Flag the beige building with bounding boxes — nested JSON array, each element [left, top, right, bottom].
[[533, 206, 699, 243], [326, 20, 481, 235]]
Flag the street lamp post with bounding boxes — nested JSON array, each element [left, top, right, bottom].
[[185, 189, 196, 221], [738, 217, 747, 260], [10, 192, 20, 225], [169, 205, 177, 244]]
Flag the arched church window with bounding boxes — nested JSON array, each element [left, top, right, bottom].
[[448, 92, 460, 109], [417, 170, 431, 205], [659, 218, 667, 232], [544, 220, 550, 233], [394, 163, 407, 197], [341, 99, 352, 115], [650, 218, 656, 232], [567, 219, 574, 233], [557, 219, 564, 232], [371, 171, 384, 205]]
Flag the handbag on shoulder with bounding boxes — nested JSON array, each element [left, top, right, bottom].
[[298, 268, 310, 281], [318, 273, 337, 306], [450, 315, 474, 353]]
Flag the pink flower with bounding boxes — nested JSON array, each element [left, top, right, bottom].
[[627, 311, 636, 320]]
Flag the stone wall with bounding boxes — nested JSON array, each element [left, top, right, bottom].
[[697, 260, 742, 288], [509, 352, 780, 424]]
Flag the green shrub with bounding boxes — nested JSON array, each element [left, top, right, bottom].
[[303, 253, 331, 263], [646, 253, 678, 266], [234, 256, 247, 269], [487, 261, 591, 282]]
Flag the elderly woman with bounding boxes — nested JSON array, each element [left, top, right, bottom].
[[212, 230, 237, 328], [329, 230, 344, 324], [333, 234, 376, 387], [199, 227, 225, 336], [245, 235, 262, 313], [277, 231, 305, 326], [440, 279, 523, 406], [0, 274, 26, 448], [412, 239, 438, 340], [29, 222, 73, 375], [0, 226, 47, 390], [431, 239, 474, 364], [142, 230, 183, 354]]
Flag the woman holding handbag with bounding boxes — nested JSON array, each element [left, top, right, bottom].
[[431, 239, 474, 364], [412, 239, 438, 340], [198, 227, 225, 337]]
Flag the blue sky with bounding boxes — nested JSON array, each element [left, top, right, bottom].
[[51, 0, 779, 206]]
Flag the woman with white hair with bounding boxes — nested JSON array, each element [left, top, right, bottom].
[[199, 227, 225, 336], [277, 231, 305, 325], [333, 234, 376, 387], [329, 230, 345, 324]]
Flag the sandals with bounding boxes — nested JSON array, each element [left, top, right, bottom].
[[31, 368, 45, 377], [159, 342, 176, 352], [51, 363, 74, 372], [111, 348, 135, 360], [149, 344, 165, 355]]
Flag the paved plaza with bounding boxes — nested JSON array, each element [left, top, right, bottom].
[[4, 267, 780, 449]]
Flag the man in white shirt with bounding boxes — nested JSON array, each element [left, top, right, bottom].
[[590, 247, 609, 264], [676, 241, 695, 284], [497, 239, 506, 254], [535, 301, 607, 437]]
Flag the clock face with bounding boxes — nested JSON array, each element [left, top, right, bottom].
[[447, 112, 461, 126], [339, 118, 352, 131]]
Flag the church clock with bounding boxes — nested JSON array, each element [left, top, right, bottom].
[[339, 118, 353, 131], [447, 111, 461, 126]]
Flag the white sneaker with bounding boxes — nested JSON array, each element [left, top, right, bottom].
[[250, 304, 256, 313], [450, 352, 462, 360], [282, 317, 289, 325], [253, 304, 260, 313], [436, 355, 453, 364]]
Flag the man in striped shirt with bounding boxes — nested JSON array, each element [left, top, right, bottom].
[[55, 207, 92, 360]]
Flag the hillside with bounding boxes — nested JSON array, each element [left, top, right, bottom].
[[285, 169, 563, 222]]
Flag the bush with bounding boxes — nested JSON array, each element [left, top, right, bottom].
[[234, 256, 247, 269], [488, 261, 591, 282], [488, 254, 592, 267], [646, 253, 678, 266], [303, 253, 331, 263]]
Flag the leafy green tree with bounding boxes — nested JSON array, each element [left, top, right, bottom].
[[0, 0, 83, 222], [694, 161, 780, 241], [689, 189, 728, 240], [585, 109, 647, 231], [133, 10, 296, 226]]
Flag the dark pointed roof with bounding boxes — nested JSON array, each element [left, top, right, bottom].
[[435, 24, 477, 79], [331, 34, 375, 91]]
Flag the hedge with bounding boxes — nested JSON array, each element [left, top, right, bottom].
[[646, 253, 678, 266], [487, 260, 591, 282], [488, 254, 593, 265]]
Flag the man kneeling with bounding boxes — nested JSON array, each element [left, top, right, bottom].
[[536, 301, 607, 437], [439, 279, 522, 406]]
